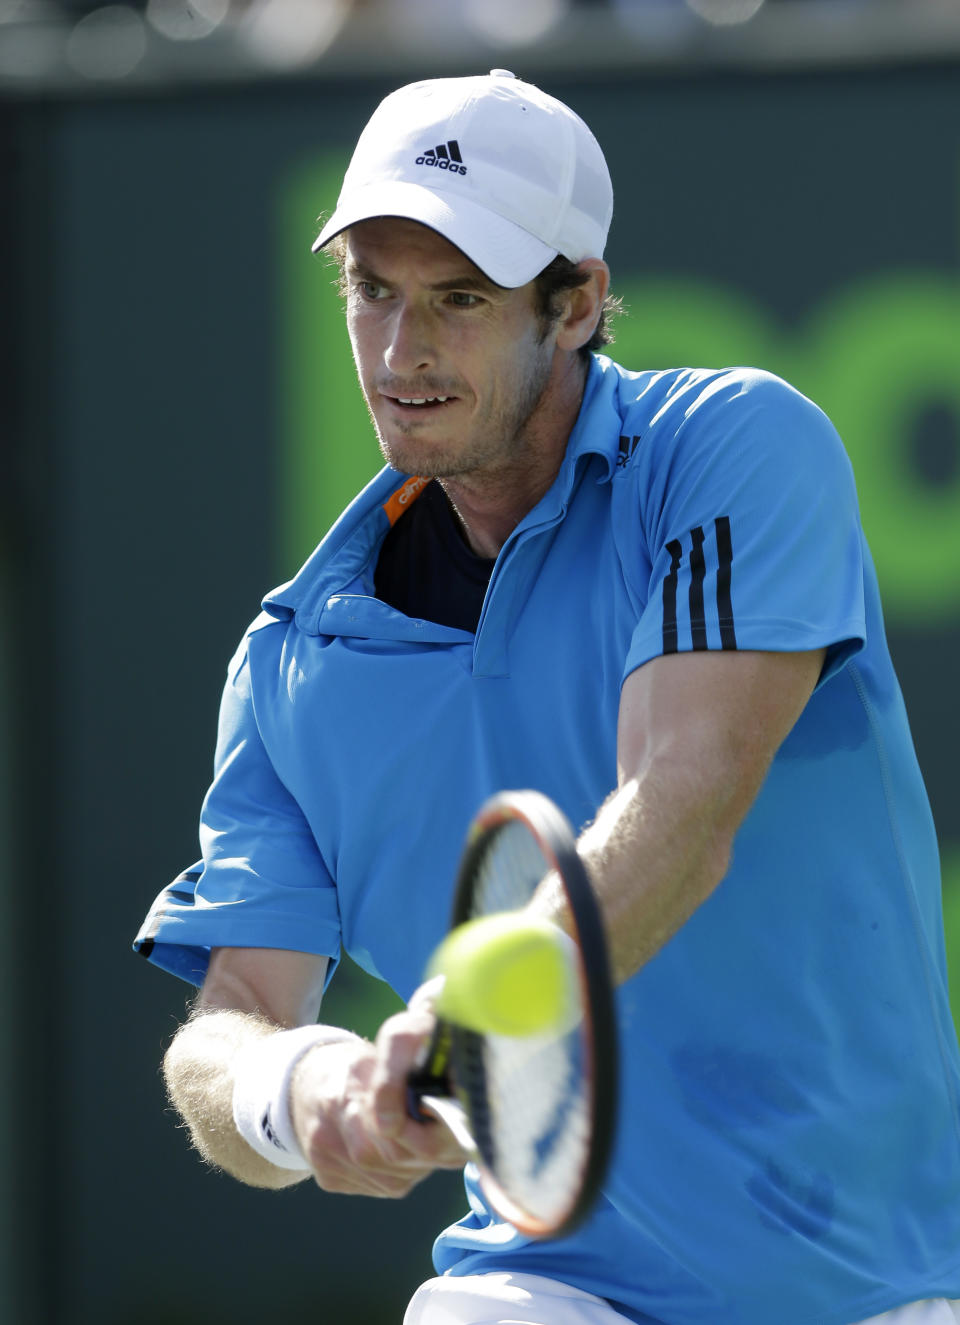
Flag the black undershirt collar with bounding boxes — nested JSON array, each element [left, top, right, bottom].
[[373, 479, 495, 634]]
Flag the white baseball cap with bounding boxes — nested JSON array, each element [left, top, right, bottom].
[[312, 69, 613, 288]]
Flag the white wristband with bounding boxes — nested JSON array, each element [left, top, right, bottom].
[[232, 1024, 363, 1171]]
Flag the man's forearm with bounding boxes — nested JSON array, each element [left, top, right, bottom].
[[548, 649, 824, 985], [163, 1008, 308, 1190], [574, 769, 737, 984]]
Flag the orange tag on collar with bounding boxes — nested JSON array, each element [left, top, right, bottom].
[[383, 475, 431, 526]]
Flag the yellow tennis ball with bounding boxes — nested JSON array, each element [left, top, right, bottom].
[[428, 912, 576, 1037]]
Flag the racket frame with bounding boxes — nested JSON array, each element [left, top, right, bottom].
[[408, 790, 617, 1240]]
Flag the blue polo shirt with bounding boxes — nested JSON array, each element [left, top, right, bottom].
[[135, 357, 960, 1325]]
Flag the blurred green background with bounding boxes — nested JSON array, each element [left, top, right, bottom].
[[2, 3, 960, 1322]]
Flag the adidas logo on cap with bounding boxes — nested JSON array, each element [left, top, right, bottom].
[[415, 140, 467, 176]]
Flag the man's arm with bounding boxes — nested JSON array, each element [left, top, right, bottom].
[[162, 945, 466, 1194], [540, 648, 826, 984], [162, 947, 330, 1189]]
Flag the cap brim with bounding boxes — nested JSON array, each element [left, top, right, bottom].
[[312, 180, 558, 288]]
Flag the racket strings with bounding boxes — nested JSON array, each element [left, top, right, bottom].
[[454, 821, 592, 1229]]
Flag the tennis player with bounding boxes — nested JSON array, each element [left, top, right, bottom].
[[135, 71, 960, 1325]]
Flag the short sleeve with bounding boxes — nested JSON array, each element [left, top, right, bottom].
[[623, 370, 866, 688], [133, 637, 342, 987]]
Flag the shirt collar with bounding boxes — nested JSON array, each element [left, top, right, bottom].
[[263, 354, 626, 630], [549, 352, 625, 487]]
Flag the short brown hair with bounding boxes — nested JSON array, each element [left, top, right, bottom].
[[533, 255, 622, 360]]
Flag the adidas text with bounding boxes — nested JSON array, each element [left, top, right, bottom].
[[416, 140, 467, 176], [416, 155, 467, 176]]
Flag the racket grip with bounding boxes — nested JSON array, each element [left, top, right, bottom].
[[406, 1017, 454, 1121], [416, 1092, 476, 1155], [406, 1064, 448, 1121]]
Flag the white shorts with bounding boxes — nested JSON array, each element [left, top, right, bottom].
[[403, 1271, 960, 1325]]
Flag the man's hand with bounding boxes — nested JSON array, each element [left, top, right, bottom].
[[289, 1001, 468, 1197]]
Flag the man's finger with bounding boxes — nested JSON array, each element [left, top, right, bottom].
[[369, 1008, 435, 1136]]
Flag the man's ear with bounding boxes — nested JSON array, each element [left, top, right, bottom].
[[554, 260, 611, 353]]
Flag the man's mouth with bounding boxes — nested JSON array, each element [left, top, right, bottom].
[[391, 395, 453, 408]]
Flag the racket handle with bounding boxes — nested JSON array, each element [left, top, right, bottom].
[[417, 1093, 477, 1155], [405, 1069, 447, 1122], [406, 1016, 454, 1122]]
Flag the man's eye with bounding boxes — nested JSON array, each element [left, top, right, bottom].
[[448, 291, 480, 308], [358, 281, 385, 299]]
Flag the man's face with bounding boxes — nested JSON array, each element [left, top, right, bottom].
[[342, 218, 558, 480]]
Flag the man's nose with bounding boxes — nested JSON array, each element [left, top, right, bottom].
[[384, 302, 434, 375]]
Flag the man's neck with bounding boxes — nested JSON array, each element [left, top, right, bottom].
[[439, 356, 589, 559]]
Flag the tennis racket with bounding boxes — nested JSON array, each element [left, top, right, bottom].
[[407, 790, 617, 1239]]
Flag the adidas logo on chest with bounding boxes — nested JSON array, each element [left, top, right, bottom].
[[415, 140, 467, 176]]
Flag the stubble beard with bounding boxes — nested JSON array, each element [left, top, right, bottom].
[[369, 347, 555, 481]]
